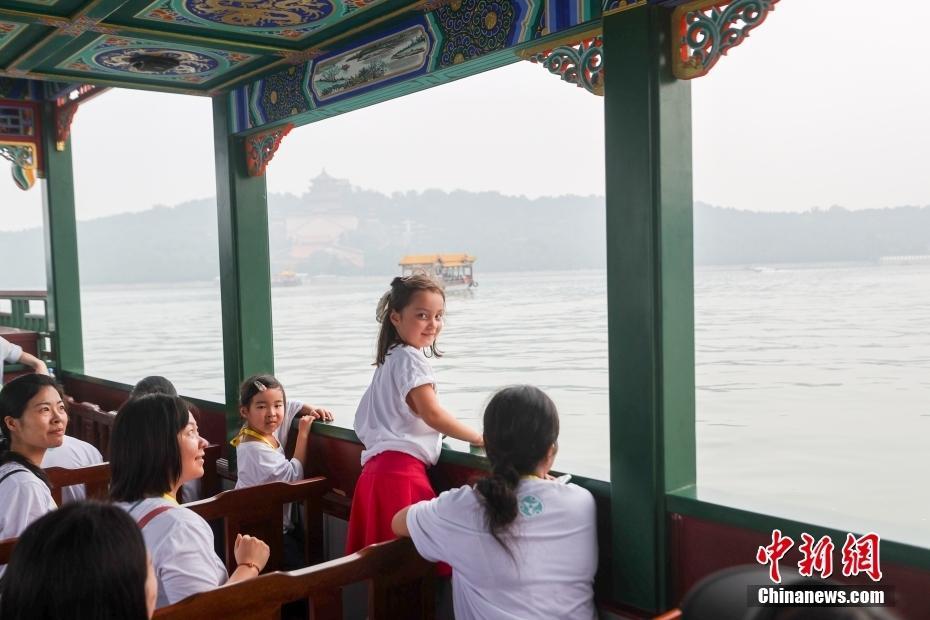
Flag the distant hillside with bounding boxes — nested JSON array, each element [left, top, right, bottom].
[[1, 181, 929, 288]]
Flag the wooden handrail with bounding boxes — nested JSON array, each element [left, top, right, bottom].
[[154, 537, 435, 620]]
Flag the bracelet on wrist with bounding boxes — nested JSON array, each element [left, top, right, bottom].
[[238, 561, 261, 574]]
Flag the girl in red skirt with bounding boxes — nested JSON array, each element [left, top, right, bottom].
[[346, 273, 484, 555]]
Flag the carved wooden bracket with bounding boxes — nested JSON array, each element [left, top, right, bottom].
[[529, 36, 604, 96], [54, 84, 106, 151], [244, 123, 294, 177], [672, 0, 780, 80]]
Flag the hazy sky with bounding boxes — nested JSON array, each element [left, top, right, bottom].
[[1, 0, 928, 232]]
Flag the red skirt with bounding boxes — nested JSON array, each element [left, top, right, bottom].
[[345, 450, 436, 553]]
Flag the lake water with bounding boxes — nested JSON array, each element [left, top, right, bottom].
[[79, 264, 930, 546]]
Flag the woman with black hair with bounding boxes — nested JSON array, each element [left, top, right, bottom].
[[0, 374, 66, 578], [0, 501, 157, 619], [110, 393, 270, 609], [392, 385, 598, 619]]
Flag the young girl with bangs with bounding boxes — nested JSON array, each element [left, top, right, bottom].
[[0, 374, 66, 578], [232, 374, 334, 495], [231, 374, 333, 566], [393, 385, 598, 620], [346, 273, 484, 554]]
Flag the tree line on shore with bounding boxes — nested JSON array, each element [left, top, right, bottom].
[[1, 188, 929, 287]]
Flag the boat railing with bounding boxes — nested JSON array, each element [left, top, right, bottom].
[[0, 290, 48, 333]]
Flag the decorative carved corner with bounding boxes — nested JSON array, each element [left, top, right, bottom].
[[54, 84, 105, 151], [55, 104, 79, 151], [673, 0, 780, 80], [245, 123, 294, 177], [529, 36, 604, 96]]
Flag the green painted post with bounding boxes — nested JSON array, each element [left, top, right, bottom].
[[603, 5, 696, 612], [40, 101, 84, 375], [212, 96, 275, 449]]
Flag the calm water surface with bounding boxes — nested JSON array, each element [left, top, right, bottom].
[[80, 265, 930, 546]]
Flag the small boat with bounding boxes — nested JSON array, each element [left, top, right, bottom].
[[271, 271, 302, 287], [399, 253, 477, 289]]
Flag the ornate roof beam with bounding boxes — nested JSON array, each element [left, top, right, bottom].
[[672, 0, 780, 80]]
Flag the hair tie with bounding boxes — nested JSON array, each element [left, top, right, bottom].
[[253, 380, 266, 392], [390, 276, 404, 288]]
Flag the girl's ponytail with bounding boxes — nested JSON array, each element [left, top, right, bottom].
[[474, 461, 521, 553], [475, 386, 560, 554]]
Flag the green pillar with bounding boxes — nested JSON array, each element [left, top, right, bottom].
[[603, 6, 696, 612], [40, 101, 84, 374], [212, 96, 275, 446]]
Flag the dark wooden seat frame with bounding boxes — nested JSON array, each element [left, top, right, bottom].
[[154, 537, 436, 620]]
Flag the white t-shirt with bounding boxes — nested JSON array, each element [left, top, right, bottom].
[[235, 437, 303, 530], [117, 497, 228, 609], [0, 461, 57, 579], [0, 336, 23, 385], [354, 345, 442, 466], [407, 478, 598, 620], [274, 399, 305, 449], [40, 435, 104, 503]]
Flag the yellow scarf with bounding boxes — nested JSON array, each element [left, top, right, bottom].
[[229, 426, 278, 449]]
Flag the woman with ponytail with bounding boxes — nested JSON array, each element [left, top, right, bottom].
[[393, 385, 598, 620], [0, 374, 67, 577]]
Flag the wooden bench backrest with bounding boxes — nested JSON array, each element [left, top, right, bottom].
[[65, 398, 116, 459], [46, 463, 111, 505], [154, 537, 435, 620], [185, 477, 331, 572], [0, 475, 331, 569]]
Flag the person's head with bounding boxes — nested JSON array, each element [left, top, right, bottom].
[[129, 375, 178, 400], [375, 273, 446, 365], [0, 373, 67, 459], [0, 501, 156, 620], [474, 385, 560, 551], [110, 393, 207, 502], [239, 374, 287, 436]]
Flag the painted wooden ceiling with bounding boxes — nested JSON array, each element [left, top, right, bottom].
[[0, 0, 688, 96]]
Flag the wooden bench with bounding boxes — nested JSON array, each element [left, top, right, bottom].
[[154, 537, 435, 620], [65, 398, 116, 458], [185, 477, 331, 572], [1, 475, 332, 571], [46, 462, 111, 505]]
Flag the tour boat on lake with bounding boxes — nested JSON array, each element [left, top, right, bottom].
[[399, 254, 477, 289]]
